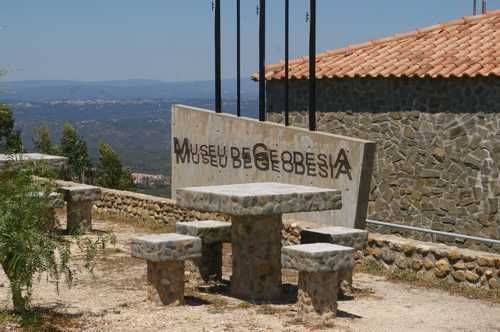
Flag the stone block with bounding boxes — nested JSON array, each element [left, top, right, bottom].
[[298, 271, 338, 320], [176, 182, 342, 216], [147, 260, 185, 305], [176, 220, 231, 244], [300, 226, 368, 250], [131, 234, 201, 262], [282, 243, 354, 273], [231, 215, 282, 300], [176, 220, 231, 282]]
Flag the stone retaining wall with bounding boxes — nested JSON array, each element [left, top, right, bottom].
[[267, 77, 500, 252], [363, 233, 500, 290], [50, 179, 226, 229]]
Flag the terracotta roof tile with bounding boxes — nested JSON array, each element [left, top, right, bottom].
[[257, 10, 500, 80]]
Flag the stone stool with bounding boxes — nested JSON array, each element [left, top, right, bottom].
[[176, 220, 231, 282], [131, 233, 201, 305], [282, 243, 354, 320], [300, 227, 368, 295], [58, 185, 101, 233]]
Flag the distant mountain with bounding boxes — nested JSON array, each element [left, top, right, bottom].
[[1, 79, 258, 102]]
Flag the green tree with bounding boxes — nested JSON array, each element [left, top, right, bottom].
[[0, 104, 22, 153], [60, 123, 91, 183], [96, 142, 135, 190], [0, 165, 113, 313], [32, 123, 58, 155]]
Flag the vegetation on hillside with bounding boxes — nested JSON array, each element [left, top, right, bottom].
[[0, 104, 22, 153], [96, 142, 135, 191], [60, 123, 93, 183]]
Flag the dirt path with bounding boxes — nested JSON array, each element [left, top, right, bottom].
[[0, 219, 499, 331]]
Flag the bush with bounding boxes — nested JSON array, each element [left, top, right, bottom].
[[0, 162, 113, 313]]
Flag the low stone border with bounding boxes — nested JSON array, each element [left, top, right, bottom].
[[362, 233, 500, 290], [46, 179, 227, 229]]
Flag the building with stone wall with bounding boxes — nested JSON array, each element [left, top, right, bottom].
[[261, 11, 500, 250]]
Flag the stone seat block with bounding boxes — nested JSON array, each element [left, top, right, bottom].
[[176, 220, 231, 244], [175, 221, 230, 282], [282, 243, 354, 273], [58, 185, 102, 202], [283, 243, 354, 320], [301, 226, 368, 250], [131, 233, 201, 306], [58, 185, 101, 234], [131, 233, 201, 262]]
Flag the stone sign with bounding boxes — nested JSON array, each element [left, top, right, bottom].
[[171, 105, 376, 229]]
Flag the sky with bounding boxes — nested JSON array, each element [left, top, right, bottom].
[[1, 0, 499, 82]]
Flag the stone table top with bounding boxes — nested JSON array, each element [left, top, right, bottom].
[[131, 233, 202, 262], [176, 182, 342, 216], [58, 185, 102, 202]]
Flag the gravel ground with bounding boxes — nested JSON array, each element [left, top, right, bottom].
[[0, 219, 499, 332]]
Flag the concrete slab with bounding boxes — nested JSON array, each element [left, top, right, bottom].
[[301, 226, 369, 250], [282, 243, 354, 272], [58, 185, 102, 202], [131, 233, 201, 262], [176, 182, 342, 216], [0, 153, 67, 169], [176, 220, 231, 244]]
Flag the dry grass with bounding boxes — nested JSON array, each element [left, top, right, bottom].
[[357, 260, 500, 304]]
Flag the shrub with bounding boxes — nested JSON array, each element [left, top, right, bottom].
[[0, 162, 113, 313]]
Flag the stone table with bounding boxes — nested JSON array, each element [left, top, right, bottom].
[[176, 182, 342, 300]]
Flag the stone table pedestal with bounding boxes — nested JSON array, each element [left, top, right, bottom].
[[176, 182, 342, 301]]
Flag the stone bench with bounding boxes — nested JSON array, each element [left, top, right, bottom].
[[131, 233, 201, 305], [282, 243, 354, 319], [58, 185, 101, 233], [176, 220, 231, 282], [300, 227, 368, 295]]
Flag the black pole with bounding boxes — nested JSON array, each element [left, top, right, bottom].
[[215, 0, 222, 113], [473, 0, 477, 15], [482, 0, 487, 14], [236, 0, 241, 116], [259, 0, 266, 121], [308, 0, 316, 131], [284, 0, 290, 126]]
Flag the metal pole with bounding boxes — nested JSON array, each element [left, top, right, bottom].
[[473, 0, 477, 15], [482, 0, 487, 14], [259, 0, 266, 121], [284, 0, 290, 126], [215, 0, 222, 113], [366, 219, 500, 246], [308, 0, 316, 131], [236, 0, 241, 116]]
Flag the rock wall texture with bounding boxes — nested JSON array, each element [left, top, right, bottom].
[[267, 77, 500, 252], [363, 233, 500, 291], [51, 179, 227, 229]]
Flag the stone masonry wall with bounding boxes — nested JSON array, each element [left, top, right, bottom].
[[50, 179, 226, 230], [267, 77, 500, 252], [363, 233, 500, 291]]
